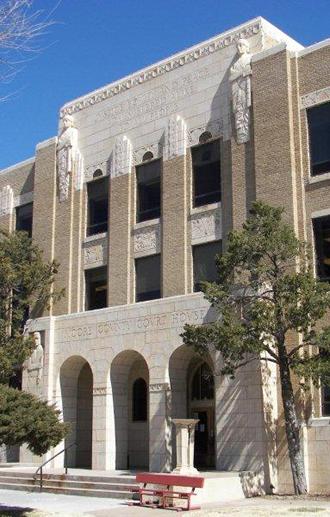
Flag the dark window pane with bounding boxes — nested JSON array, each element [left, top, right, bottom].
[[192, 141, 221, 207], [87, 178, 109, 236], [132, 378, 147, 421], [191, 363, 214, 401], [136, 160, 161, 222], [16, 203, 33, 238], [313, 216, 330, 281], [322, 385, 330, 416], [136, 254, 161, 302], [307, 102, 330, 176], [193, 241, 222, 292], [85, 266, 107, 310]]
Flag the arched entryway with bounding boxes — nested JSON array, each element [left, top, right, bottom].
[[169, 346, 215, 469], [59, 356, 93, 468], [110, 350, 149, 469]]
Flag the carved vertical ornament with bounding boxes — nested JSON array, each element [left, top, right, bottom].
[[164, 115, 187, 160], [229, 38, 252, 144], [111, 135, 132, 178], [57, 115, 84, 202], [0, 185, 14, 217]]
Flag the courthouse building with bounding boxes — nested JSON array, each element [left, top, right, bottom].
[[0, 17, 329, 494]]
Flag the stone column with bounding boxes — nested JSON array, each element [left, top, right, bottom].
[[149, 382, 172, 472], [92, 386, 113, 470], [172, 419, 199, 475]]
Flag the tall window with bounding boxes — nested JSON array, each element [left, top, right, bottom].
[[307, 102, 330, 176], [135, 254, 161, 302], [132, 378, 147, 421], [136, 159, 161, 222], [192, 140, 221, 207], [313, 215, 330, 281], [191, 363, 214, 400], [16, 203, 33, 238], [85, 266, 107, 310], [193, 241, 222, 292], [87, 178, 108, 236], [322, 385, 330, 416]]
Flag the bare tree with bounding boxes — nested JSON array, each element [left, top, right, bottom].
[[0, 0, 55, 86]]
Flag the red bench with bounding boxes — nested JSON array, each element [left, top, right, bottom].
[[132, 472, 205, 511]]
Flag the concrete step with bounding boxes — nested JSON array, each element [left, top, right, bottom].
[[0, 470, 137, 484], [0, 475, 137, 492], [0, 481, 133, 499]]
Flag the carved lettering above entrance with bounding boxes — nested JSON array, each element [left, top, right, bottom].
[[56, 305, 215, 343]]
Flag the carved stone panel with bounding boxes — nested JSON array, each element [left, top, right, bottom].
[[300, 86, 330, 109], [0, 185, 14, 217], [83, 236, 108, 269], [191, 208, 221, 245], [134, 223, 161, 258], [111, 135, 132, 178], [164, 115, 187, 160]]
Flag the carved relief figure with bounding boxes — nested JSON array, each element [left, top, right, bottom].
[[57, 115, 83, 202], [28, 332, 44, 385], [229, 38, 252, 144]]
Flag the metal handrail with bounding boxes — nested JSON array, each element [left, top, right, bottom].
[[34, 442, 76, 491]]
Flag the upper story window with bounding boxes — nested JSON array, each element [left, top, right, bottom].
[[322, 385, 330, 416], [16, 203, 33, 238], [136, 159, 161, 223], [307, 102, 330, 176], [135, 254, 161, 302], [87, 177, 108, 236], [193, 240, 222, 292], [132, 378, 148, 421], [192, 139, 221, 207], [85, 266, 107, 310], [313, 215, 330, 281]]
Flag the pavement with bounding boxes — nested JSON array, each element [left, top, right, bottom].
[[0, 489, 329, 516]]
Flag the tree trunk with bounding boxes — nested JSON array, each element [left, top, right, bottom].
[[278, 344, 307, 494]]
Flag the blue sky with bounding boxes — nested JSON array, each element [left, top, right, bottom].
[[0, 0, 329, 170]]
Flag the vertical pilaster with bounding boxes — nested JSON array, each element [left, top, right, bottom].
[[149, 382, 172, 472], [92, 387, 112, 470]]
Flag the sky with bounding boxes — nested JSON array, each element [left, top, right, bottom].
[[0, 0, 329, 170]]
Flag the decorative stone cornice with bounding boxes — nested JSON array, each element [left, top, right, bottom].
[[149, 382, 170, 393], [300, 86, 330, 109], [60, 20, 262, 117]]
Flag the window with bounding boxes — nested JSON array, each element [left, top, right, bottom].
[[307, 102, 330, 176], [16, 203, 33, 238], [87, 178, 108, 236], [193, 241, 222, 292], [132, 378, 147, 421], [191, 363, 214, 400], [313, 216, 330, 281], [85, 266, 107, 310], [135, 254, 161, 302], [136, 159, 161, 222], [192, 140, 221, 207], [322, 385, 330, 416]]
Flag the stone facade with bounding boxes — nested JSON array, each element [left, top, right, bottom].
[[1, 16, 329, 494]]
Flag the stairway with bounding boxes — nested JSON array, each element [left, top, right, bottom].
[[0, 468, 138, 499]]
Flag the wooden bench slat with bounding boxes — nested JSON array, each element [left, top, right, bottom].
[[136, 472, 204, 488]]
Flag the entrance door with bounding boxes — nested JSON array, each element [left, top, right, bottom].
[[192, 408, 215, 469]]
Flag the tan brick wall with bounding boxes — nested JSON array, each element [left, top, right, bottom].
[[162, 155, 187, 297], [108, 173, 131, 306], [31, 143, 57, 317]]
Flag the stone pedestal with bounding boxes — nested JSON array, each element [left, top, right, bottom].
[[172, 418, 199, 475]]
